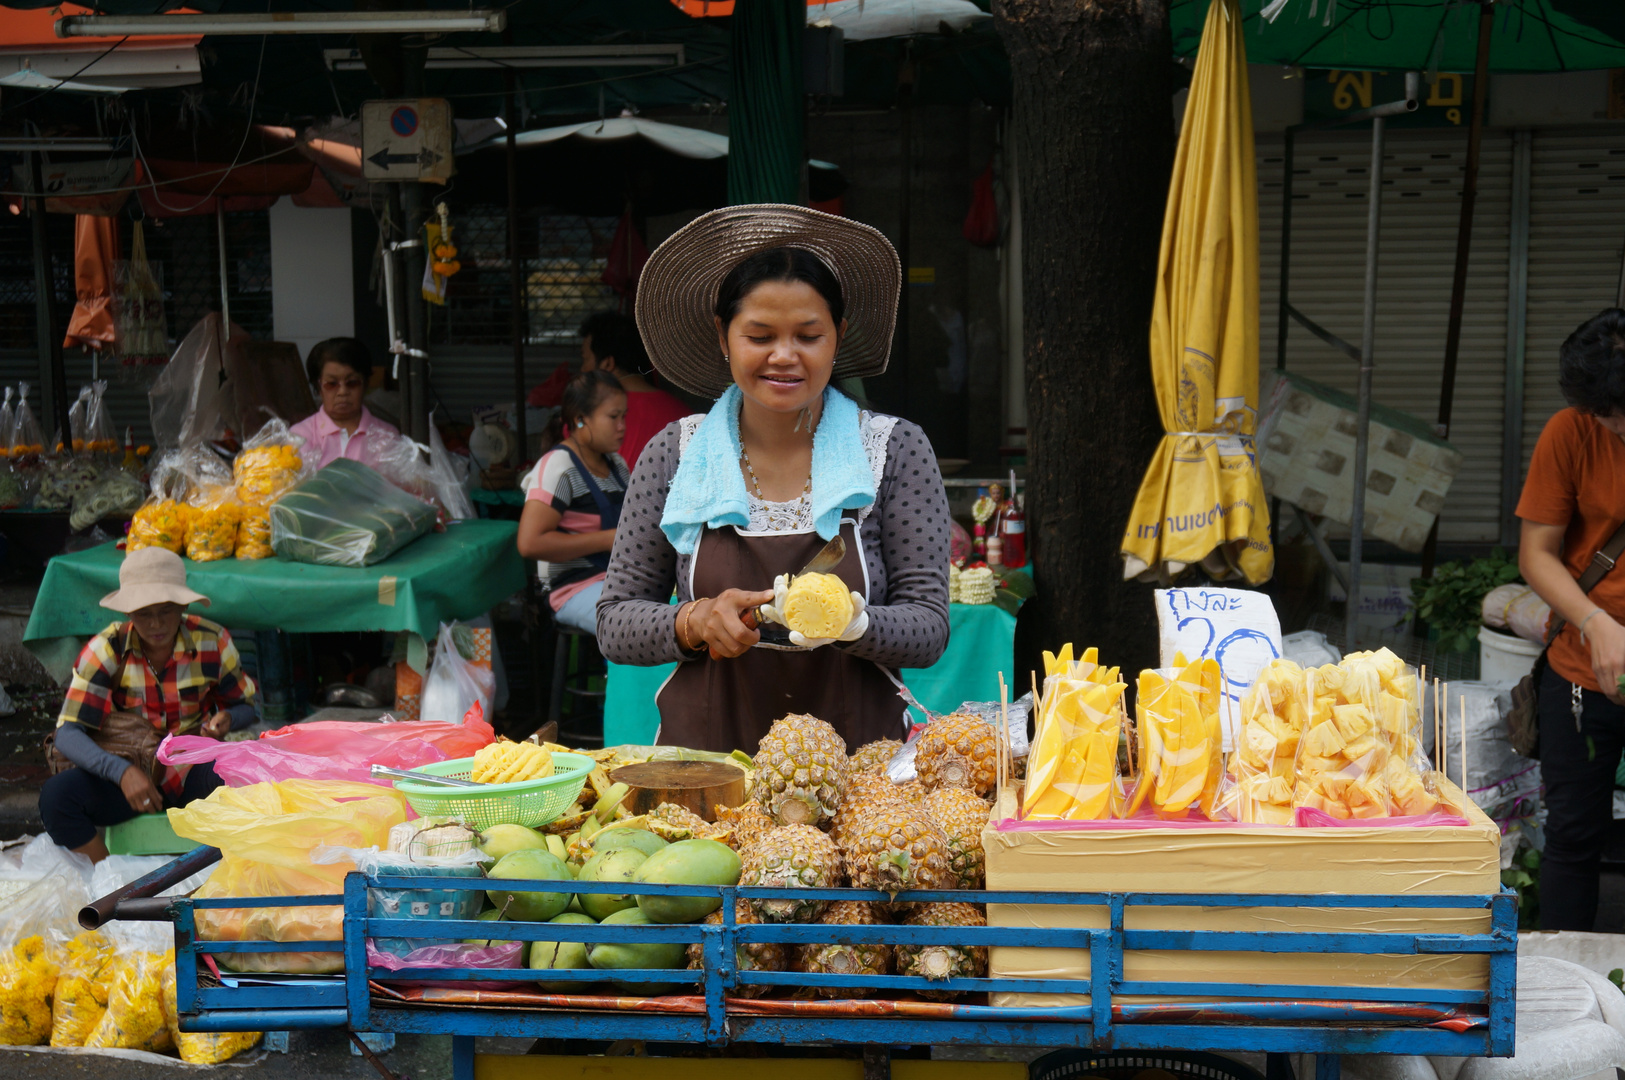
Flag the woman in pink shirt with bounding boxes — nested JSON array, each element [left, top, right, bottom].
[[289, 338, 398, 469]]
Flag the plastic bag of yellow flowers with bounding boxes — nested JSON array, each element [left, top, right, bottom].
[[235, 418, 311, 507], [49, 930, 114, 1047], [161, 955, 261, 1063], [237, 504, 274, 559], [185, 484, 240, 562], [0, 854, 89, 1046], [127, 499, 191, 554], [84, 948, 175, 1053]]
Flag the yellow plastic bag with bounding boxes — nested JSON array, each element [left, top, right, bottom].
[[84, 949, 174, 1053], [128, 499, 190, 554], [162, 959, 261, 1063], [49, 930, 114, 1047], [170, 780, 407, 974]]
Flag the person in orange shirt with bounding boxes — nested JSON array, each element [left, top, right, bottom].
[[1518, 307, 1625, 931], [576, 312, 691, 467]]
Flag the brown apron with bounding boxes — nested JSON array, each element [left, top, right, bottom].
[[656, 517, 910, 754]]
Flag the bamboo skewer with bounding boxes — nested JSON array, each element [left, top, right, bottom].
[[997, 672, 1010, 810], [1460, 692, 1469, 797]]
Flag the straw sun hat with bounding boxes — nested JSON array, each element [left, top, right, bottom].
[[635, 204, 902, 398], [100, 547, 210, 613]]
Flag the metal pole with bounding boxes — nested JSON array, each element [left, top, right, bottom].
[[1347, 115, 1385, 654], [1419, 2, 1494, 579], [1276, 126, 1296, 370], [27, 151, 70, 453], [215, 202, 231, 329], [505, 72, 528, 463], [385, 185, 413, 429], [402, 181, 430, 444]]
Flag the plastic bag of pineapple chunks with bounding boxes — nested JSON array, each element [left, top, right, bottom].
[[84, 948, 175, 1052], [161, 956, 261, 1064], [1225, 658, 1309, 825], [49, 930, 114, 1047]]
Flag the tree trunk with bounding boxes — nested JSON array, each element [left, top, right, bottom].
[[993, 0, 1172, 675]]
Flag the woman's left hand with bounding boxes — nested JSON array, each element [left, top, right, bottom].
[[202, 711, 232, 739]]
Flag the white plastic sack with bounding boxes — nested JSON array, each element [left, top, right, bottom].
[[1155, 587, 1283, 749], [1422, 680, 1528, 805], [1282, 629, 1341, 667], [1343, 957, 1625, 1080], [1482, 583, 1551, 646], [421, 622, 495, 724]]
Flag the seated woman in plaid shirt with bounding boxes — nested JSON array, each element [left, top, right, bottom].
[[40, 547, 257, 861]]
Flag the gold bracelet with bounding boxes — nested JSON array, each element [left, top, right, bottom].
[[680, 597, 710, 653]]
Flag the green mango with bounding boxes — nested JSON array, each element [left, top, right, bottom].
[[485, 849, 573, 922], [464, 908, 509, 947], [634, 839, 740, 924], [586, 907, 687, 993], [592, 827, 669, 859], [576, 848, 648, 922], [530, 912, 597, 992]]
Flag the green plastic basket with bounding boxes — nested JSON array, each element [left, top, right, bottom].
[[388, 751, 594, 830]]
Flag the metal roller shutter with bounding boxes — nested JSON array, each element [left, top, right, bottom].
[[1520, 128, 1625, 477], [1257, 127, 1512, 543]]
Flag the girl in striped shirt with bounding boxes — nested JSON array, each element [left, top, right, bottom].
[[518, 371, 631, 633]]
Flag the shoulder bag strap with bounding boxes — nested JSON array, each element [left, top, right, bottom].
[[1545, 517, 1625, 645]]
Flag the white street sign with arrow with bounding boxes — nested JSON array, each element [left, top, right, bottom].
[[361, 98, 454, 182]]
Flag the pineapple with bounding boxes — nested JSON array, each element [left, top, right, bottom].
[[841, 803, 951, 899], [896, 902, 987, 1000], [714, 801, 775, 853], [794, 901, 891, 998], [830, 772, 913, 847], [751, 714, 848, 827], [916, 713, 1000, 797], [686, 901, 788, 999], [850, 739, 904, 776], [924, 787, 991, 889], [740, 825, 843, 923], [648, 802, 723, 842]]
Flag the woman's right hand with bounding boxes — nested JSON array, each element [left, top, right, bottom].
[[681, 589, 775, 659], [119, 764, 163, 815], [1588, 612, 1625, 705]]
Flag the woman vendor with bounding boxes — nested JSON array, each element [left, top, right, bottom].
[[289, 337, 399, 468], [596, 205, 951, 752], [39, 547, 257, 861]]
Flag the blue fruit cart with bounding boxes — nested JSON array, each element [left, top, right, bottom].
[[85, 846, 1517, 1080]]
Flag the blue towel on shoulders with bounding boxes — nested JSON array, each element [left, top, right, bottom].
[[660, 385, 876, 555]]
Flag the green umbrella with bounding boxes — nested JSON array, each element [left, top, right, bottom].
[[1172, 0, 1625, 73]]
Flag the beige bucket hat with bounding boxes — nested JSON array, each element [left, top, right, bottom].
[[634, 203, 902, 398], [101, 547, 210, 613]]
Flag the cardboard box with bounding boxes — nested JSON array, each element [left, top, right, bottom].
[[982, 779, 1500, 1006], [1258, 371, 1463, 552]]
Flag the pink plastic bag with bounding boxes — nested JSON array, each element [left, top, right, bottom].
[[257, 703, 494, 760], [159, 734, 450, 787], [365, 940, 524, 989]]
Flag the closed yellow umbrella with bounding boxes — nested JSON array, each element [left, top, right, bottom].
[[1120, 0, 1271, 586]]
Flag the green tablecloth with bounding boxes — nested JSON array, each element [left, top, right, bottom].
[[23, 520, 526, 682], [603, 602, 1017, 746]]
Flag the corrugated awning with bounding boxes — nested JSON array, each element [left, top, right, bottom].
[[0, 4, 200, 92]]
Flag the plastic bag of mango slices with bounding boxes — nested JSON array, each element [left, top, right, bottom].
[[1125, 654, 1226, 821], [49, 930, 114, 1047], [84, 948, 175, 1053], [1022, 645, 1129, 821], [161, 957, 261, 1064]]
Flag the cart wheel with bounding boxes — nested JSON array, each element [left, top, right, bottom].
[[1029, 1050, 1267, 1080]]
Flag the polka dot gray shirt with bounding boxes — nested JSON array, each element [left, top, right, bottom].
[[596, 417, 951, 670]]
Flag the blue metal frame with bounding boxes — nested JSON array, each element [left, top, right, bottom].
[[151, 871, 1516, 1071]]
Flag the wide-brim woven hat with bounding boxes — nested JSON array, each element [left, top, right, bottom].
[[100, 546, 210, 613], [635, 204, 901, 398]]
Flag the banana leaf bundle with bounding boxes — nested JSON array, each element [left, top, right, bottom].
[[269, 458, 436, 567]]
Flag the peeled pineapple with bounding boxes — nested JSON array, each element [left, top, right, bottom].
[[794, 901, 891, 998], [752, 713, 847, 827], [896, 902, 987, 1000], [924, 787, 991, 889], [740, 825, 844, 923], [1023, 645, 1128, 821], [470, 740, 555, 784], [1126, 654, 1224, 820], [648, 802, 728, 842], [916, 713, 1000, 797], [1228, 659, 1310, 825], [781, 572, 855, 639]]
